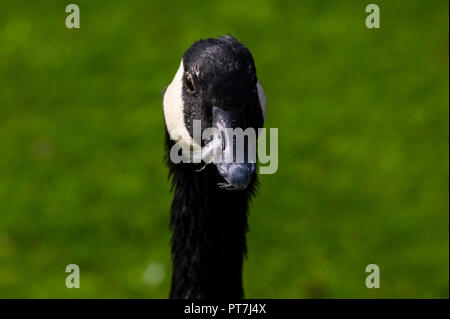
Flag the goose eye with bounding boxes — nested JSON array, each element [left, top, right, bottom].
[[184, 73, 195, 94]]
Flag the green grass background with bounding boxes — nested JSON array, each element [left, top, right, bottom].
[[0, 0, 448, 298]]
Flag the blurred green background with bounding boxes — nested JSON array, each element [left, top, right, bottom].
[[0, 0, 448, 298]]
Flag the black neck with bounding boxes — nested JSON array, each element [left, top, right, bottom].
[[165, 135, 256, 298]]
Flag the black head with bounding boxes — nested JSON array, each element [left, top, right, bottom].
[[163, 35, 266, 190]]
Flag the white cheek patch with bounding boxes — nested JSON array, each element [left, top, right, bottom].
[[163, 60, 200, 148], [257, 81, 266, 124]]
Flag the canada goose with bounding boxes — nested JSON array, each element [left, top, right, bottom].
[[163, 35, 266, 298]]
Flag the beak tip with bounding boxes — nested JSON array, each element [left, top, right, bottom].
[[216, 162, 256, 190]]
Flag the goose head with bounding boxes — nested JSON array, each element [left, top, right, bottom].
[[163, 35, 266, 190]]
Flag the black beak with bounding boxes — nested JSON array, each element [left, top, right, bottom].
[[212, 106, 256, 190]]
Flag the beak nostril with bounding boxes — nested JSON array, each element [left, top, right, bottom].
[[221, 131, 226, 152]]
